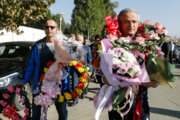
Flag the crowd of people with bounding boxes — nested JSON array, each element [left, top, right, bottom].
[[0, 8, 175, 120]]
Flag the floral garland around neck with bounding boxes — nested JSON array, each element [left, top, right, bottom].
[[0, 85, 31, 120], [58, 60, 91, 102]]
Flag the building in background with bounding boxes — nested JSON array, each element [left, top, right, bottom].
[[0, 26, 46, 43]]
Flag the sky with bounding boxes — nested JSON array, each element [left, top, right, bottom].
[[49, 0, 180, 37]]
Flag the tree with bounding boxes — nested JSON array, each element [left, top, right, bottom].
[[71, 0, 118, 40], [0, 0, 55, 35]]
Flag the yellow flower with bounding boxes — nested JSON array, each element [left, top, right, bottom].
[[58, 95, 64, 102], [69, 63, 73, 66], [78, 67, 84, 73], [88, 72, 91, 76], [44, 67, 48, 73], [84, 81, 88, 87], [86, 67, 90, 71], [79, 77, 86, 82], [75, 88, 83, 95], [72, 61, 77, 66], [98, 44, 102, 50], [64, 92, 72, 100]]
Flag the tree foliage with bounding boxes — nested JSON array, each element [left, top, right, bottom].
[[0, 0, 55, 34], [71, 0, 118, 40]]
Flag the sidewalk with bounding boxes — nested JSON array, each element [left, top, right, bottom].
[[0, 62, 180, 120]]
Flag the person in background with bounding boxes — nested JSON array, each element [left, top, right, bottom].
[[159, 41, 169, 60], [91, 34, 104, 87], [80, 37, 92, 99], [169, 41, 175, 63], [70, 34, 76, 40], [17, 20, 68, 120], [69, 35, 84, 106]]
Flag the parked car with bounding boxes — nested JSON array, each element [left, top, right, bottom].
[[174, 45, 180, 62], [0, 41, 35, 112]]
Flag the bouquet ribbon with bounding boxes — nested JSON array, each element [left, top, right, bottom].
[[133, 86, 143, 120]]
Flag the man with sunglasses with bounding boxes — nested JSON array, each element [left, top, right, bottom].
[[18, 19, 68, 120]]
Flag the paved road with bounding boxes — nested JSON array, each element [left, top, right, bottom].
[[0, 62, 180, 120]]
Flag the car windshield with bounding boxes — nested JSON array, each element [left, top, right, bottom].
[[0, 42, 34, 75]]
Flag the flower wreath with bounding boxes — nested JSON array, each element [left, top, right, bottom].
[[58, 60, 91, 102], [0, 85, 31, 120]]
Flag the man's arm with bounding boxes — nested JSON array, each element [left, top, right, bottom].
[[19, 44, 37, 86]]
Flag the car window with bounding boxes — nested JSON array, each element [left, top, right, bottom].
[[0, 46, 5, 56], [0, 43, 34, 75]]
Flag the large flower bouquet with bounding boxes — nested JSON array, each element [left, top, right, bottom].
[[94, 15, 176, 120]]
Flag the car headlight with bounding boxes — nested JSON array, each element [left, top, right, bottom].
[[0, 72, 19, 88]]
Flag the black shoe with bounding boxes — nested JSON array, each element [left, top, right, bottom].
[[80, 94, 85, 99]]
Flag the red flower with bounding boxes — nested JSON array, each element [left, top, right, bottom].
[[138, 24, 144, 32], [3, 105, 18, 119], [71, 90, 79, 98], [40, 74, 44, 81], [82, 72, 87, 79], [80, 60, 86, 65], [144, 53, 148, 59], [47, 61, 54, 68], [92, 59, 100, 69], [75, 63, 82, 69], [77, 82, 85, 89]]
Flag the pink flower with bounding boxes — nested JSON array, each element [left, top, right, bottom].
[[154, 22, 163, 30], [150, 32, 160, 40], [24, 108, 29, 116], [0, 100, 7, 107], [7, 86, 14, 93], [15, 88, 21, 95], [20, 97, 25, 104], [3, 93, 10, 99], [134, 37, 145, 45], [144, 19, 153, 25], [156, 50, 164, 56], [156, 28, 168, 35]]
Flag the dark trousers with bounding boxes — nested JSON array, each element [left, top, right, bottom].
[[32, 95, 68, 120], [169, 51, 173, 64], [108, 88, 150, 120], [96, 74, 104, 87]]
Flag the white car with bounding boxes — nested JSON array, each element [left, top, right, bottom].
[[0, 41, 34, 112]]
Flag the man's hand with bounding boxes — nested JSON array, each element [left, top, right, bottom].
[[141, 80, 158, 88], [16, 81, 25, 88]]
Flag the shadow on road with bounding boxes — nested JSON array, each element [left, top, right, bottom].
[[150, 107, 180, 119], [88, 88, 100, 94]]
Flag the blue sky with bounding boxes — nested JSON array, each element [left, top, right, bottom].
[[49, 0, 180, 37]]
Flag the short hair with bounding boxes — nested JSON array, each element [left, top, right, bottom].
[[77, 35, 84, 41], [118, 8, 140, 21], [45, 19, 58, 27], [95, 34, 101, 39]]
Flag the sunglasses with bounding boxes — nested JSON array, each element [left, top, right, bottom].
[[44, 26, 57, 29]]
